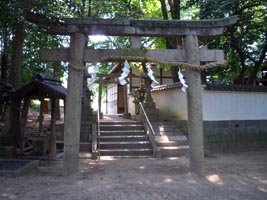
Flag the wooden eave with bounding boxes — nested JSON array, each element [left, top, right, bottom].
[[11, 80, 66, 100]]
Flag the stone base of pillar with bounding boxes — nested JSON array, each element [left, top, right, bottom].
[[143, 100, 156, 109], [142, 92, 160, 121], [92, 151, 98, 160], [123, 112, 131, 119], [141, 109, 160, 122]]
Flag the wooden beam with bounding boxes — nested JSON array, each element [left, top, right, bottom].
[[40, 48, 224, 63]]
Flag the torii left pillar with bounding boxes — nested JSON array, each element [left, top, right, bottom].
[[63, 32, 86, 176]]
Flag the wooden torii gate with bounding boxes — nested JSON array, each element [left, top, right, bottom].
[[32, 14, 237, 176]]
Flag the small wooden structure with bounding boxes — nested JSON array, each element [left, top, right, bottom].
[[10, 74, 66, 160]]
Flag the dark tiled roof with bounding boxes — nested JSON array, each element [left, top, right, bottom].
[[205, 84, 267, 92], [151, 82, 267, 92], [151, 82, 182, 92], [11, 74, 66, 99]]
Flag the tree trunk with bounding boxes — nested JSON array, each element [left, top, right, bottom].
[[248, 45, 267, 85], [248, 62, 262, 85], [1, 24, 9, 82], [0, 20, 25, 147], [159, 0, 181, 83], [1, 100, 21, 146], [159, 0, 169, 20], [10, 21, 24, 89]]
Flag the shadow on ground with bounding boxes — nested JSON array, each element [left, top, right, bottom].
[[0, 151, 267, 200]]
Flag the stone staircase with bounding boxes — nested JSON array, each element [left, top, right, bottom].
[[152, 121, 189, 157], [98, 120, 153, 158]]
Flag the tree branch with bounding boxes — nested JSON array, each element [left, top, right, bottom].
[[159, 0, 169, 20]]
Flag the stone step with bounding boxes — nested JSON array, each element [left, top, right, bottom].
[[100, 155, 152, 159], [100, 121, 141, 126], [57, 141, 92, 152], [100, 148, 153, 156], [100, 130, 146, 136], [156, 135, 187, 140], [80, 142, 92, 152], [80, 126, 91, 130], [150, 121, 190, 157], [153, 125, 183, 131], [100, 135, 148, 142], [81, 121, 92, 125], [151, 121, 180, 125], [98, 119, 152, 158], [156, 140, 188, 147], [154, 130, 185, 136], [158, 145, 189, 157], [100, 141, 150, 149], [151, 122, 185, 136], [100, 124, 144, 131]]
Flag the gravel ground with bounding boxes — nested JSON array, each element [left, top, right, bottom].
[[0, 151, 267, 200]]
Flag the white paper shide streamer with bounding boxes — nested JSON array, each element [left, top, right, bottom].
[[118, 60, 130, 85], [87, 64, 99, 91], [178, 67, 188, 92], [147, 66, 159, 88]]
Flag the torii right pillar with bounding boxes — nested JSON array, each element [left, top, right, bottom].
[[184, 33, 204, 176]]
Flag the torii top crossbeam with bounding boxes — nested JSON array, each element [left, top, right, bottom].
[[26, 11, 237, 37]]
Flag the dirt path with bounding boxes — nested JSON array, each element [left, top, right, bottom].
[[1, 151, 267, 200]]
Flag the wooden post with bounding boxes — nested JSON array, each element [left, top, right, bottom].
[[63, 32, 86, 176], [38, 99, 44, 133], [184, 34, 204, 176], [54, 99, 61, 120], [19, 98, 30, 153], [49, 98, 57, 161], [91, 116, 97, 160], [122, 36, 142, 119], [122, 85, 131, 119], [98, 78, 103, 119]]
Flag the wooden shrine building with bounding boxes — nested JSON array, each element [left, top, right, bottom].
[[10, 74, 66, 160]]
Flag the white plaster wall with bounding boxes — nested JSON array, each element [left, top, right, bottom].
[[106, 84, 117, 115], [152, 87, 267, 121], [152, 88, 188, 120], [128, 96, 135, 115], [203, 91, 267, 120]]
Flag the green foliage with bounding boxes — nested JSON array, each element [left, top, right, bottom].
[[0, 0, 73, 85], [188, 0, 267, 84], [1, 0, 266, 87]]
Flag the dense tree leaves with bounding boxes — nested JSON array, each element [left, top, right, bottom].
[[1, 0, 266, 86], [0, 0, 68, 86], [192, 0, 267, 85]]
